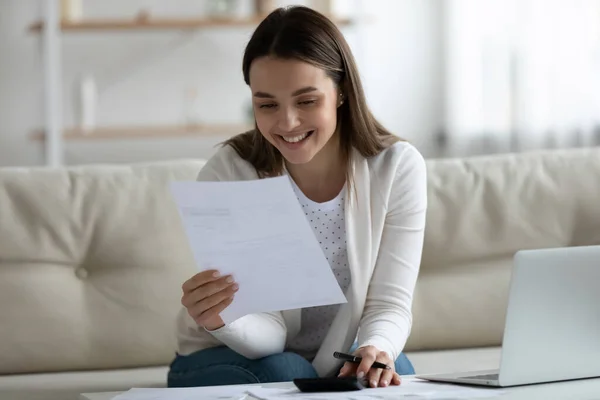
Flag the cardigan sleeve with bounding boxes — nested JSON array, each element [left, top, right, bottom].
[[178, 148, 288, 359], [357, 145, 427, 362]]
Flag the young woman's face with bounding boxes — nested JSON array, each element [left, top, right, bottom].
[[249, 56, 341, 166]]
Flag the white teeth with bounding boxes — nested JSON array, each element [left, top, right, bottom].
[[282, 132, 310, 143]]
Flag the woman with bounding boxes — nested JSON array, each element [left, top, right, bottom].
[[168, 5, 427, 389]]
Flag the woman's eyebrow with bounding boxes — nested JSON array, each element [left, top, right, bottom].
[[291, 86, 318, 96], [253, 86, 318, 98]]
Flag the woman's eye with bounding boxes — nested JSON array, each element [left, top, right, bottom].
[[299, 100, 316, 106], [259, 104, 276, 109]]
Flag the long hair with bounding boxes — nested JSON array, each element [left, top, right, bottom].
[[223, 5, 401, 179]]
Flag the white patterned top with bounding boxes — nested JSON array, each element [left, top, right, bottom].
[[285, 177, 351, 361]]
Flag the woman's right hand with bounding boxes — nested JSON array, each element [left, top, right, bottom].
[[181, 269, 238, 331]]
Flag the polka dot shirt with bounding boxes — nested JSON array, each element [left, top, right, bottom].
[[286, 177, 351, 361]]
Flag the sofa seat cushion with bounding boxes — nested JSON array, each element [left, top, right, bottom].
[[407, 346, 501, 375]]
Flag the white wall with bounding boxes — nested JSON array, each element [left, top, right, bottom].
[[0, 0, 443, 167], [359, 0, 444, 157]]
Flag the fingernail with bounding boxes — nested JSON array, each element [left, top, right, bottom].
[[382, 380, 388, 387], [212, 271, 220, 277], [232, 284, 239, 291], [357, 371, 364, 379], [371, 380, 378, 388], [226, 276, 234, 283]]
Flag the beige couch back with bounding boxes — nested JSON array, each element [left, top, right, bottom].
[[1, 148, 600, 375], [410, 147, 600, 352]]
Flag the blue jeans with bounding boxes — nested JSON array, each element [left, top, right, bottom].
[[167, 346, 415, 387]]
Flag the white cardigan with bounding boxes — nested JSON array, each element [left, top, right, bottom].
[[175, 140, 428, 378]]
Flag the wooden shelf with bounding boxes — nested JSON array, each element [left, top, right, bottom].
[[30, 124, 253, 141], [28, 15, 353, 32]]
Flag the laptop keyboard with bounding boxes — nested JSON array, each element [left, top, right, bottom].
[[462, 373, 499, 381]]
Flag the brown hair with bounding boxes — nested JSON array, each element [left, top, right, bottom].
[[223, 5, 401, 178]]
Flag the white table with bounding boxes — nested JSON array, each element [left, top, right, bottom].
[[80, 377, 600, 400]]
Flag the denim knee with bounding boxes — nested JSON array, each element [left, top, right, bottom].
[[167, 349, 261, 387], [253, 352, 318, 382], [168, 363, 260, 387], [394, 352, 415, 375], [167, 348, 318, 387]]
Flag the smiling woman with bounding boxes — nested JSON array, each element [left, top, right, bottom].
[[247, 57, 344, 200], [169, 5, 428, 390], [225, 5, 401, 193]]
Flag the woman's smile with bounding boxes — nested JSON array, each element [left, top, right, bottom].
[[277, 130, 315, 148]]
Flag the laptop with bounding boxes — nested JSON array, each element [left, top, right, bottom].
[[416, 245, 600, 387]]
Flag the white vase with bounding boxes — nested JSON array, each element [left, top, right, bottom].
[[60, 0, 82, 21], [77, 75, 97, 133]]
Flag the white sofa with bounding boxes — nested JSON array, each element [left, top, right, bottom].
[[1, 147, 600, 400]]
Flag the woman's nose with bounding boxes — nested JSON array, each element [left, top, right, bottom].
[[277, 107, 301, 132]]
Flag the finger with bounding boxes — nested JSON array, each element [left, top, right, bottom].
[[392, 373, 402, 385], [200, 275, 236, 300], [367, 365, 384, 388], [181, 275, 235, 307], [195, 295, 234, 325], [338, 361, 357, 377], [190, 283, 239, 318], [355, 351, 377, 380], [182, 270, 220, 293], [182, 270, 221, 293], [378, 366, 394, 388]]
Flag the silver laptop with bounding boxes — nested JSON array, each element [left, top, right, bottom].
[[417, 245, 600, 387]]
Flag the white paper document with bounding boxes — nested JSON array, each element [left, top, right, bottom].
[[170, 176, 347, 324], [110, 385, 257, 400], [246, 377, 504, 399], [109, 378, 503, 400]]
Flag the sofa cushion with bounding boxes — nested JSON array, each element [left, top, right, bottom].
[[0, 160, 204, 375]]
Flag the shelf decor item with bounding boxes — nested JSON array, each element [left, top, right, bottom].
[[183, 87, 203, 127], [60, 0, 82, 22], [76, 74, 97, 134]]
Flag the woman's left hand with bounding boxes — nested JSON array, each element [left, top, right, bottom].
[[337, 345, 401, 388]]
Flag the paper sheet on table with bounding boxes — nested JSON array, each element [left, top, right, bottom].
[[246, 377, 504, 399], [170, 176, 347, 324], [110, 385, 259, 400]]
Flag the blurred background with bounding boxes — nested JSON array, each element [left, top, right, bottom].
[[1, 0, 599, 167]]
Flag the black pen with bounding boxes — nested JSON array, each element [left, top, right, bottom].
[[333, 352, 391, 370]]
